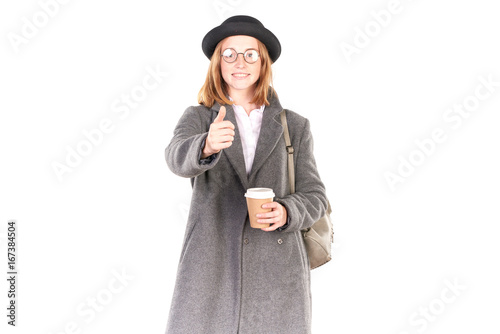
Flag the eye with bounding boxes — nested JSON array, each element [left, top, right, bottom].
[[245, 50, 259, 62], [222, 49, 235, 58]]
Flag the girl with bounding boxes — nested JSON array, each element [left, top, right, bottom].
[[164, 15, 328, 334]]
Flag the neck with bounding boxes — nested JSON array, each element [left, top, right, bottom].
[[228, 86, 256, 106], [229, 88, 258, 115]]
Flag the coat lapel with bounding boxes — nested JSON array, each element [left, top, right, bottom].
[[249, 90, 283, 181], [211, 101, 249, 189]]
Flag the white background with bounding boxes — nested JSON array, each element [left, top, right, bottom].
[[1, 0, 499, 333]]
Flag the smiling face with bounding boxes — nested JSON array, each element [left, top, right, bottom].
[[220, 35, 261, 98]]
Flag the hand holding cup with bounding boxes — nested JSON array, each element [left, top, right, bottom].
[[257, 202, 288, 232], [245, 188, 287, 231]]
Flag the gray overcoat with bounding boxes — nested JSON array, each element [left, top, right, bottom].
[[164, 87, 328, 334]]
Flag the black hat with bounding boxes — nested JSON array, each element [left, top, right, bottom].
[[202, 15, 281, 63]]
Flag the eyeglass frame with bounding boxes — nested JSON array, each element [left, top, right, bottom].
[[220, 48, 260, 64]]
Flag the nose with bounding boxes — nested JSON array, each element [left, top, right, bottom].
[[234, 53, 246, 66]]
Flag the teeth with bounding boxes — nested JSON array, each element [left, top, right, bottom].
[[233, 74, 249, 77]]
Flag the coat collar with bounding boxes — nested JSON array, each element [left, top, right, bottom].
[[210, 87, 283, 189]]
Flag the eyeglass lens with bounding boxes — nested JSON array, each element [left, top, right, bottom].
[[222, 48, 259, 63]]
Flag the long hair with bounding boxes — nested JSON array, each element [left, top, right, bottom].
[[197, 37, 277, 107]]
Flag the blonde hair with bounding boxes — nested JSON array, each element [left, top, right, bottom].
[[197, 37, 277, 108]]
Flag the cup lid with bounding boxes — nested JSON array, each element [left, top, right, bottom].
[[244, 188, 275, 199]]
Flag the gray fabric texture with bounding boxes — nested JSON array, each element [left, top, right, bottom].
[[164, 87, 328, 334]]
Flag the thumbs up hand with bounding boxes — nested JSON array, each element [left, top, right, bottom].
[[213, 105, 227, 123], [201, 106, 235, 158]]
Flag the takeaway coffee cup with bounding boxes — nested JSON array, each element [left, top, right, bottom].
[[244, 188, 275, 228]]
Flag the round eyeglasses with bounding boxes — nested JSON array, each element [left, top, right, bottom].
[[221, 48, 260, 64]]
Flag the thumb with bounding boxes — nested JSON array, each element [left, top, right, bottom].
[[214, 106, 226, 123]]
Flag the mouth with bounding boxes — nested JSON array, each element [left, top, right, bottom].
[[232, 73, 250, 79]]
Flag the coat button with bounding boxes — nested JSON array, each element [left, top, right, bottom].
[[277, 238, 283, 245], [244, 238, 249, 245]]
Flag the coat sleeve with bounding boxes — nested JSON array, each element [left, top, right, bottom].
[[275, 118, 328, 233], [165, 106, 222, 178]]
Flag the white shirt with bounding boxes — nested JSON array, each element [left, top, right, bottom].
[[229, 96, 265, 175]]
